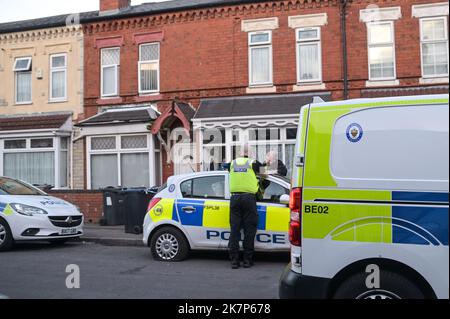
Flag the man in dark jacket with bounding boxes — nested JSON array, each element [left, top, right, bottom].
[[265, 151, 288, 176]]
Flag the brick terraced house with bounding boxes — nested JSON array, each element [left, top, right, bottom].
[[0, 0, 448, 222]]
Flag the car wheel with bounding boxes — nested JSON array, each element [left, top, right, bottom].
[[150, 227, 189, 261], [0, 219, 14, 252], [333, 269, 425, 299]]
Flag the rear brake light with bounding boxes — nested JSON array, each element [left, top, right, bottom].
[[147, 197, 161, 212], [289, 187, 302, 212], [289, 187, 302, 246], [289, 220, 301, 246]]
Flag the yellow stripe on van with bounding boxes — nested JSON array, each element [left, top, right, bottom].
[[148, 198, 174, 223], [202, 201, 230, 228], [303, 188, 391, 202], [302, 203, 392, 243], [265, 206, 290, 232]]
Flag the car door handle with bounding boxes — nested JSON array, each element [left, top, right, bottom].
[[182, 206, 196, 213]]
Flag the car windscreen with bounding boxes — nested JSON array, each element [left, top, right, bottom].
[[270, 174, 290, 184], [0, 177, 46, 195]]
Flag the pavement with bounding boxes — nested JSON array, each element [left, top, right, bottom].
[[80, 223, 143, 246], [0, 241, 289, 298]]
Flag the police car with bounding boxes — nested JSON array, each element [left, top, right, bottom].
[[143, 171, 291, 261], [0, 176, 84, 251]]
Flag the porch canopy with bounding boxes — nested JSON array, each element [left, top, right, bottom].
[[0, 112, 72, 134], [150, 101, 195, 135], [193, 92, 332, 121]]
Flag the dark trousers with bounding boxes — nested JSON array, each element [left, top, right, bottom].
[[228, 193, 258, 261]]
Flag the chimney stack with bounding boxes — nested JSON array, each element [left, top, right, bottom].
[[100, 0, 131, 14]]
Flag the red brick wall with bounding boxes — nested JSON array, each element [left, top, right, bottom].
[[343, 0, 447, 98], [82, 0, 346, 118], [48, 190, 104, 224], [82, 0, 448, 117]]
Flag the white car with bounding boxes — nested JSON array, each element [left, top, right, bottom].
[[143, 171, 291, 261], [0, 177, 84, 251]]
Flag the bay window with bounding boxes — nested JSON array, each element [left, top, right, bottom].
[[1, 137, 69, 188], [139, 43, 160, 93], [420, 17, 449, 78], [89, 135, 152, 189], [101, 48, 120, 97], [14, 57, 32, 104], [248, 31, 273, 86], [201, 127, 297, 178], [50, 53, 67, 101]]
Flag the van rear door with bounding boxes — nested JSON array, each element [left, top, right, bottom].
[[292, 104, 310, 189]]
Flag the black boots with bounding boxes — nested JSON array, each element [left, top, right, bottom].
[[231, 259, 240, 269], [243, 259, 254, 268]]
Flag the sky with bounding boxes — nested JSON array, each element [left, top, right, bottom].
[[0, 0, 171, 23]]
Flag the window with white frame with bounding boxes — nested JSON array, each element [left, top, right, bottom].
[[1, 137, 69, 188], [101, 48, 120, 97], [202, 128, 226, 171], [367, 22, 396, 80], [89, 135, 151, 189], [13, 57, 32, 104], [420, 17, 449, 78], [139, 43, 160, 93], [296, 27, 322, 82], [50, 53, 67, 101], [201, 127, 297, 178], [248, 31, 273, 86]]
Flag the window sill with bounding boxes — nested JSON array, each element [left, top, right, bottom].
[[134, 94, 162, 102], [293, 83, 325, 92], [49, 99, 68, 104], [96, 97, 123, 105], [246, 86, 276, 94], [365, 79, 399, 88], [14, 102, 33, 106], [419, 77, 449, 84]]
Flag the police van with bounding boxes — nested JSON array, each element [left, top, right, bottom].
[[143, 171, 291, 261], [0, 177, 84, 251], [279, 94, 449, 299]]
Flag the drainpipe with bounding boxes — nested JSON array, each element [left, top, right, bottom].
[[341, 0, 349, 100]]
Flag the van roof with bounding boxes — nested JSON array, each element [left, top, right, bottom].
[[310, 93, 449, 108]]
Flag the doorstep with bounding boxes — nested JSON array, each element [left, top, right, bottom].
[[78, 223, 144, 247]]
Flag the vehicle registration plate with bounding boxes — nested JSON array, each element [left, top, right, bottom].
[[60, 228, 77, 235]]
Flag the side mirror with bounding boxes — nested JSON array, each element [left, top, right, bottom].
[[279, 194, 290, 205]]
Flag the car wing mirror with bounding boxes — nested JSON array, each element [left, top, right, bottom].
[[279, 194, 290, 205]]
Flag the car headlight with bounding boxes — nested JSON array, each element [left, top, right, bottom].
[[74, 205, 82, 214], [10, 203, 48, 216]]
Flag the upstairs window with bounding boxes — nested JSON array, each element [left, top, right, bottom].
[[139, 43, 160, 94], [420, 17, 449, 78], [249, 31, 273, 86], [50, 54, 67, 101], [101, 48, 120, 97], [14, 57, 32, 104], [367, 22, 396, 81], [297, 27, 322, 83]]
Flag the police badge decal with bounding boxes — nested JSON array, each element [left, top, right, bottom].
[[346, 123, 363, 143]]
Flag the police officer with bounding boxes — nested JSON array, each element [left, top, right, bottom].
[[228, 145, 264, 269]]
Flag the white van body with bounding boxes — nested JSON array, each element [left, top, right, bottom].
[[279, 94, 449, 299]]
